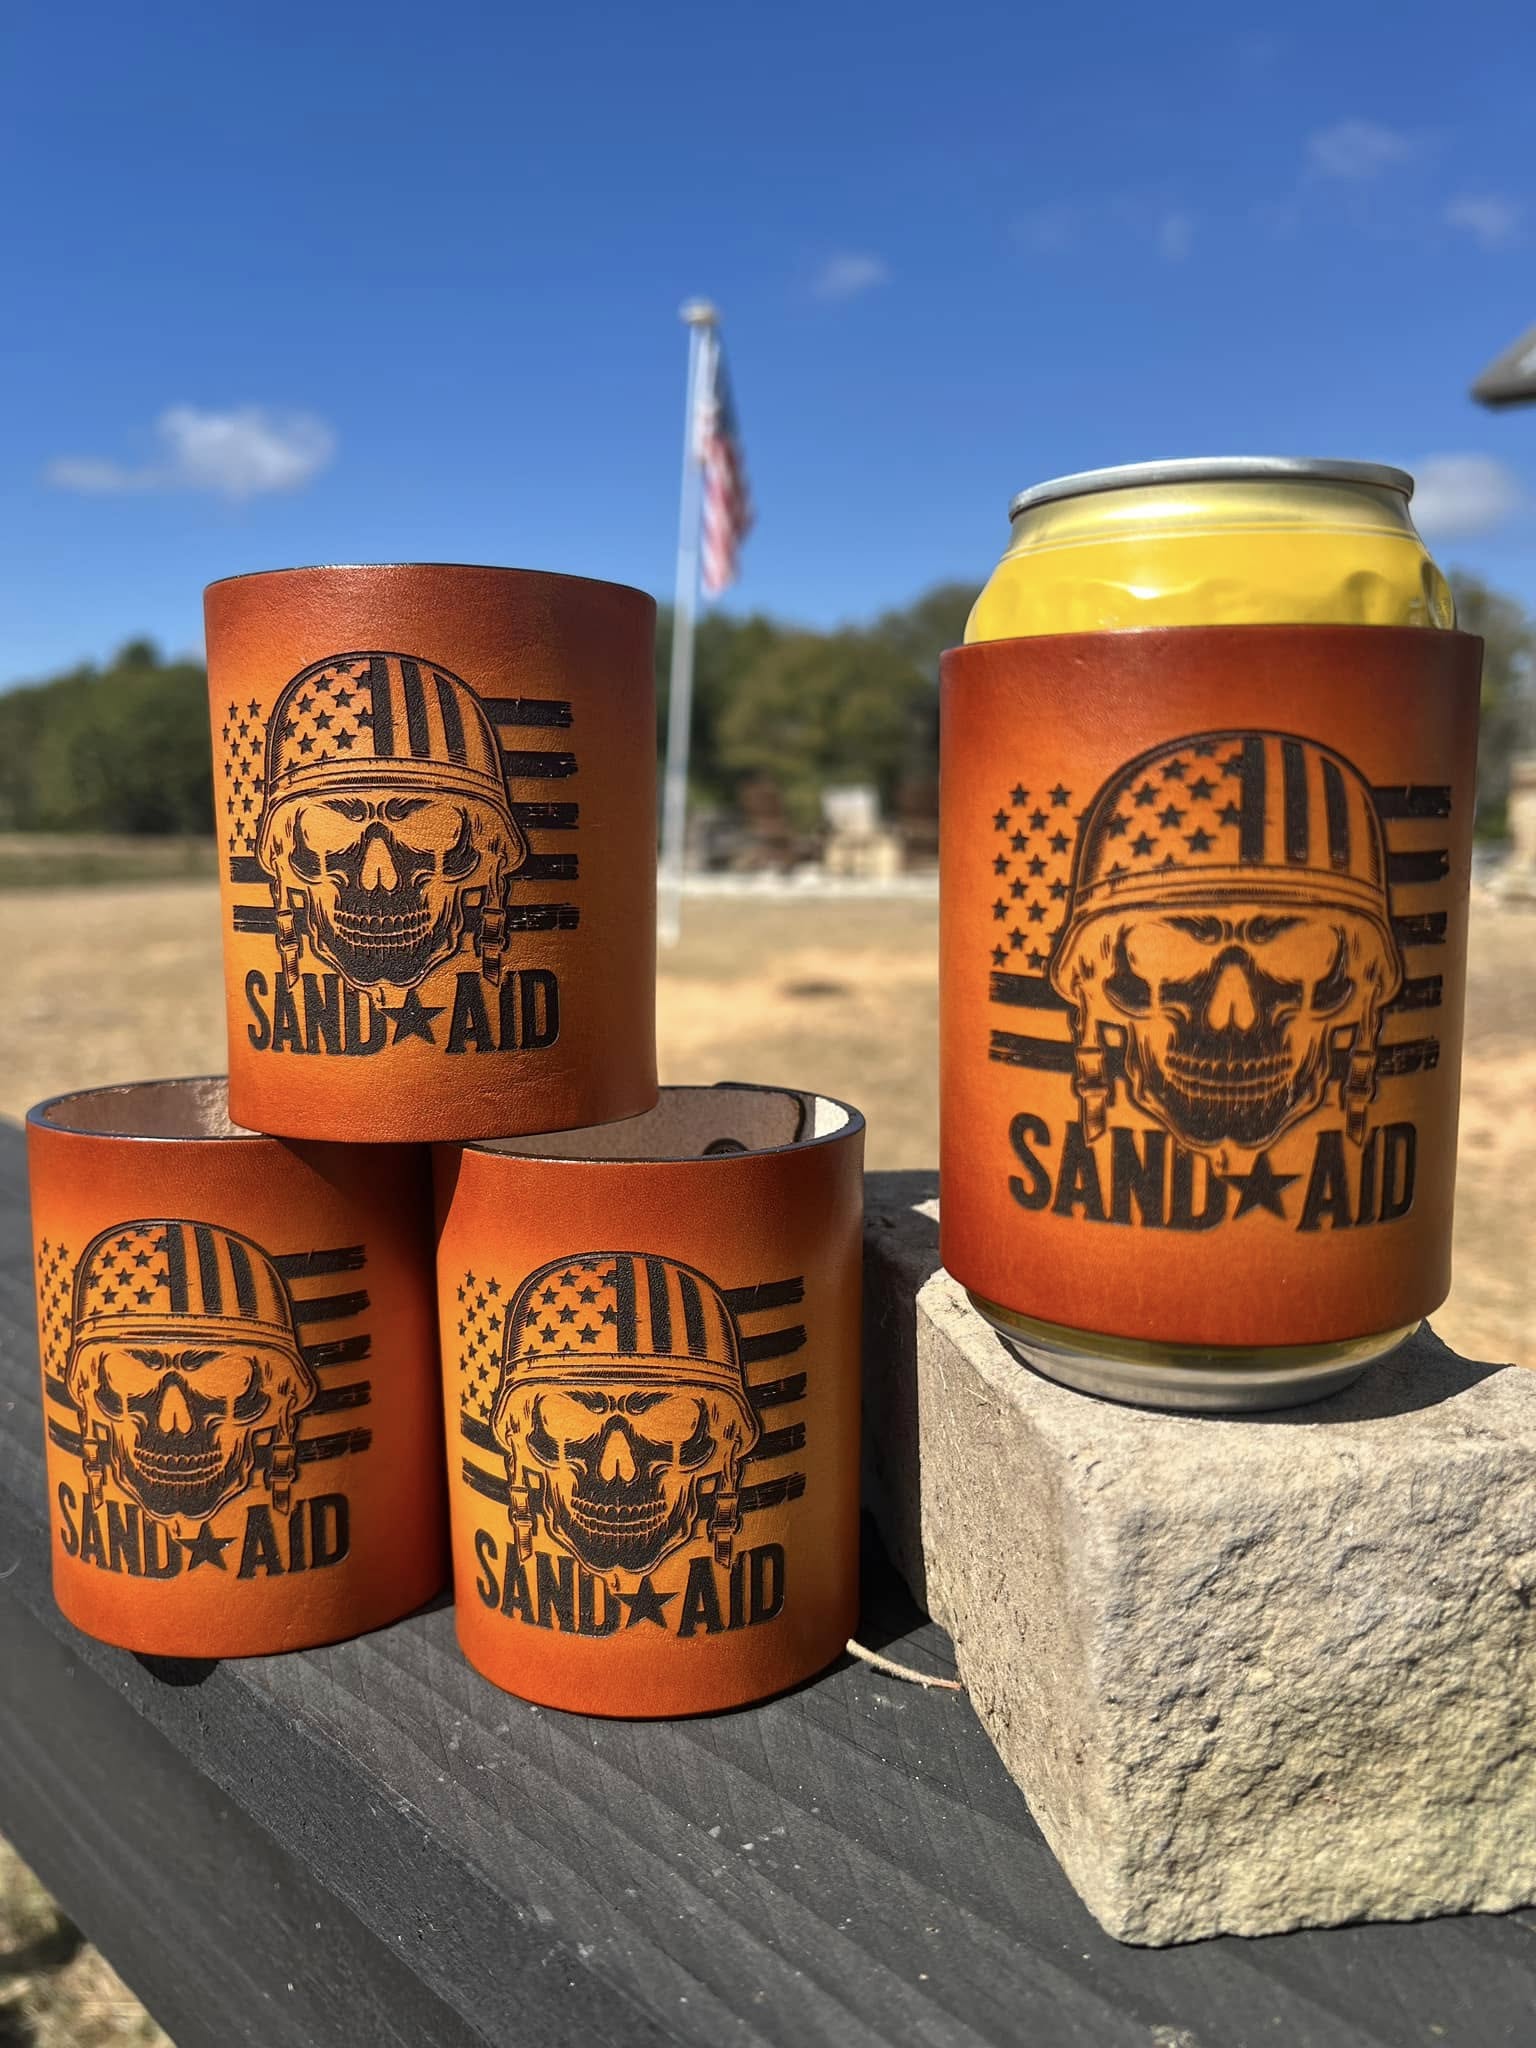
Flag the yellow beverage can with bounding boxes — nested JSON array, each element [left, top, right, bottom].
[[949, 457, 1469, 1411]]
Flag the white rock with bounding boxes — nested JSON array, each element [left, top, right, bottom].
[[862, 1171, 1536, 1945]]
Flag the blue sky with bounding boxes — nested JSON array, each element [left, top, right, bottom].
[[3, 0, 1535, 686]]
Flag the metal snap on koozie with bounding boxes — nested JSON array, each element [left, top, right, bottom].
[[435, 1085, 865, 1717], [27, 1077, 447, 1658], [206, 564, 658, 1144]]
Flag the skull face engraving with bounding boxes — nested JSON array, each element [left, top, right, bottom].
[[1049, 730, 1405, 1156], [264, 792, 520, 990], [255, 653, 527, 993], [499, 1385, 746, 1574], [68, 1341, 315, 1524], [1097, 909, 1386, 1150], [64, 1220, 320, 1524], [490, 1252, 763, 1575]]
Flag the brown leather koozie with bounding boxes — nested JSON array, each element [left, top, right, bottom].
[[940, 626, 1482, 1349], [206, 565, 658, 1143], [27, 1078, 446, 1657], [436, 1086, 864, 1717]]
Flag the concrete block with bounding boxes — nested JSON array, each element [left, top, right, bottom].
[[861, 1170, 1536, 1945]]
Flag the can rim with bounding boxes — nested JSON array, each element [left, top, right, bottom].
[[1008, 457, 1415, 521]]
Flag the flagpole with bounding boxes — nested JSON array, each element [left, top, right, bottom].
[[657, 300, 718, 948]]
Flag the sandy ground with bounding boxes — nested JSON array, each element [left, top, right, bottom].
[[0, 879, 1531, 2042]]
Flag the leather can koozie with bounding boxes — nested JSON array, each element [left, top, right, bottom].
[[27, 1078, 446, 1657], [940, 626, 1482, 1349], [436, 1086, 864, 1716], [206, 564, 658, 1143]]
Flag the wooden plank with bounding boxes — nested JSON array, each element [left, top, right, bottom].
[[2, 1124, 1535, 2047]]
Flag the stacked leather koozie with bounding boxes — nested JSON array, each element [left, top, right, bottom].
[[27, 564, 864, 1717]]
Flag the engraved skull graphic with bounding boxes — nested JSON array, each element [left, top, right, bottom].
[[64, 1221, 318, 1524], [256, 653, 528, 992], [1050, 733, 1404, 1155], [491, 1253, 761, 1575]]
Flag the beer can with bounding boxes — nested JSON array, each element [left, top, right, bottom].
[[941, 459, 1482, 1410]]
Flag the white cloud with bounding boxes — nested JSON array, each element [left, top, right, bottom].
[[1306, 119, 1417, 180], [811, 253, 890, 302], [1444, 194, 1521, 249], [1410, 454, 1523, 539], [1014, 204, 1079, 253], [46, 406, 336, 501], [1157, 210, 1194, 262]]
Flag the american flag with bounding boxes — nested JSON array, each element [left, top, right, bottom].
[[696, 329, 753, 595]]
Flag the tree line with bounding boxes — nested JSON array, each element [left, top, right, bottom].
[[0, 575, 1529, 839]]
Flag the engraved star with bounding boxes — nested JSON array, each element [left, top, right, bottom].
[[313, 709, 334, 732], [381, 990, 445, 1045], [1010, 784, 1028, 806], [333, 686, 354, 709], [182, 1521, 235, 1571], [1048, 830, 1070, 854], [1192, 738, 1219, 758], [1009, 879, 1026, 900], [560, 1271, 578, 1287], [1026, 902, 1047, 923], [601, 1305, 617, 1324], [541, 1322, 557, 1342], [488, 1279, 501, 1297], [992, 898, 1007, 921], [1029, 808, 1048, 831], [296, 692, 315, 713], [1219, 802, 1243, 828], [1049, 878, 1068, 900], [1222, 1152, 1301, 1221], [1188, 777, 1215, 802], [1134, 781, 1158, 807], [1185, 827, 1215, 854], [1105, 812, 1130, 838], [1027, 947, 1048, 969], [227, 702, 238, 718], [993, 854, 1010, 876], [1159, 804, 1185, 829], [993, 809, 1010, 831], [1162, 758, 1187, 782], [558, 1304, 576, 1323], [1027, 854, 1047, 877], [1222, 752, 1245, 776], [1130, 832, 1156, 858], [1008, 928, 1025, 950], [541, 1286, 558, 1304], [991, 945, 1007, 966], [578, 1322, 599, 1344], [577, 1285, 596, 1303], [1049, 783, 1071, 807], [621, 1576, 679, 1629], [297, 733, 315, 755], [1010, 831, 1028, 853], [247, 698, 260, 716]]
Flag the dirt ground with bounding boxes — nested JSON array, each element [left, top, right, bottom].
[[0, 879, 1531, 2041]]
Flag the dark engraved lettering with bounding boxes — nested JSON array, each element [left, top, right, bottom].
[[1380, 1122, 1417, 1222], [1008, 1112, 1053, 1211], [1109, 1127, 1167, 1228], [750, 1543, 786, 1624], [499, 1554, 534, 1622], [1169, 1148, 1227, 1232], [57, 1482, 79, 1557], [342, 982, 387, 1055], [1299, 1130, 1353, 1232], [678, 1554, 726, 1638], [106, 1499, 141, 1577], [238, 1504, 285, 1578], [448, 971, 495, 1054], [245, 970, 271, 1049], [1053, 1123, 1108, 1222], [302, 972, 342, 1054], [474, 1528, 500, 1607], [270, 977, 303, 1054], [536, 1549, 576, 1632]]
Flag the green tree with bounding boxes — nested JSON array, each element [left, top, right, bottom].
[[1448, 570, 1536, 838], [715, 630, 932, 830], [0, 645, 213, 833], [870, 580, 979, 680]]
